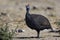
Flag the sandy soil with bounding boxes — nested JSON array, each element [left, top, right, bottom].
[[13, 26, 60, 40], [0, 0, 60, 40]]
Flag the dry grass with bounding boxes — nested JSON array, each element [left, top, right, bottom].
[[0, 0, 60, 40]]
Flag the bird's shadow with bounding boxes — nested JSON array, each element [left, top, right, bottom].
[[53, 35, 60, 37], [13, 36, 43, 39]]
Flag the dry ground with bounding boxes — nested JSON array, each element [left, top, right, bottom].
[[13, 26, 60, 40], [0, 0, 60, 40]]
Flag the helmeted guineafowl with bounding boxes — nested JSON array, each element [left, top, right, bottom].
[[25, 4, 53, 38]]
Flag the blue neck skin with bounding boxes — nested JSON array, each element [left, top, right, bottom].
[[26, 5, 30, 14]]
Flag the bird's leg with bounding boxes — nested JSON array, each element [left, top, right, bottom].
[[37, 31, 40, 38]]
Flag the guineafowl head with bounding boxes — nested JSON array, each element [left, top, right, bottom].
[[26, 4, 30, 13]]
